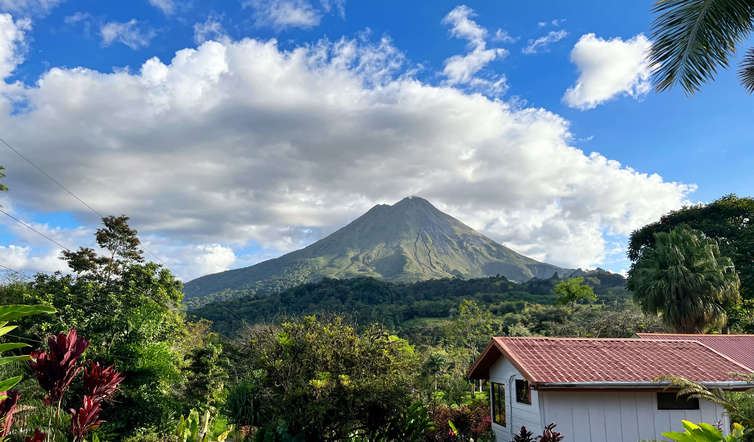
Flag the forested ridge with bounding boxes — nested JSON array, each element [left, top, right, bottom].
[[191, 268, 629, 337]]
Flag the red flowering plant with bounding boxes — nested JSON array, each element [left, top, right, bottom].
[[29, 329, 89, 413], [70, 396, 104, 442], [83, 362, 124, 403], [25, 329, 124, 441], [0, 389, 20, 438], [24, 429, 46, 442]]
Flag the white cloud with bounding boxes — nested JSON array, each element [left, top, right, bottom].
[[319, 0, 345, 18], [522, 29, 567, 54], [148, 0, 175, 15], [563, 33, 652, 110], [492, 29, 516, 43], [100, 19, 155, 50], [183, 244, 236, 279], [441, 5, 507, 90], [0, 0, 61, 16], [244, 0, 321, 30], [0, 245, 66, 273], [0, 13, 28, 80], [0, 35, 694, 274], [193, 17, 226, 44]]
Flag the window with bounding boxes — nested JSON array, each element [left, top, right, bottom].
[[515, 379, 531, 405], [491, 382, 506, 426], [657, 392, 699, 410]]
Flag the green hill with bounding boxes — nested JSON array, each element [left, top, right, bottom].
[[183, 196, 568, 302], [191, 269, 628, 337]]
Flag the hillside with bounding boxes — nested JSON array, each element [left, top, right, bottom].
[[184, 196, 568, 301], [191, 269, 628, 337]]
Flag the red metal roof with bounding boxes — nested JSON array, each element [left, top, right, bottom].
[[638, 333, 754, 370], [468, 337, 752, 386]]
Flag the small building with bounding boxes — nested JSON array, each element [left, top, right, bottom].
[[467, 337, 753, 442]]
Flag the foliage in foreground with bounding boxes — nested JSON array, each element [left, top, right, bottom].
[[232, 315, 419, 441], [0, 216, 228, 438], [649, 0, 754, 94], [663, 420, 745, 442]]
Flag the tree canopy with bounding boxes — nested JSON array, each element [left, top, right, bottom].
[[554, 277, 597, 310], [627, 225, 740, 333], [629, 195, 754, 302]]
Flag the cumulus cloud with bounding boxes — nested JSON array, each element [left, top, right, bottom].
[[522, 29, 567, 54], [0, 0, 61, 16], [148, 0, 175, 15], [563, 33, 652, 110], [441, 5, 507, 93], [0, 33, 694, 274], [100, 19, 155, 50], [0, 13, 28, 79], [0, 245, 66, 273], [194, 17, 226, 44]]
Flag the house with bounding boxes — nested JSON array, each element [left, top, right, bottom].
[[637, 333, 754, 370], [467, 337, 754, 442]]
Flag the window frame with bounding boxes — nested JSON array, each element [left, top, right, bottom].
[[491, 382, 506, 427], [657, 392, 700, 410], [515, 378, 531, 405]]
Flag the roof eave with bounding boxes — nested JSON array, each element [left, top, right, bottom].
[[534, 381, 754, 391]]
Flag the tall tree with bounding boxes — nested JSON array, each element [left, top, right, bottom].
[[554, 277, 597, 311], [650, 0, 754, 93], [627, 225, 740, 333], [4, 216, 219, 437], [628, 195, 754, 302]]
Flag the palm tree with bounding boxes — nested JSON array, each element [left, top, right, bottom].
[[650, 0, 754, 94], [627, 225, 740, 333]]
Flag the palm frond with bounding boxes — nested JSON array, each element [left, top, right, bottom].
[[650, 0, 754, 94], [739, 47, 754, 93]]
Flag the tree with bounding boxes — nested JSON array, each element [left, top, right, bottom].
[[649, 0, 754, 94], [235, 315, 420, 441], [628, 195, 754, 315], [554, 277, 597, 311], [4, 216, 218, 437], [627, 225, 740, 333]]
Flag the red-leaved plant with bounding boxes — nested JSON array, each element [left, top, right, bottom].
[[25, 429, 47, 442], [0, 389, 21, 437], [29, 329, 89, 411], [83, 362, 124, 403], [70, 396, 104, 441]]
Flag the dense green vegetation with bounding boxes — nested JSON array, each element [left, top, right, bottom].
[[629, 195, 754, 331], [183, 197, 565, 303], [191, 269, 629, 337], [628, 225, 741, 333]]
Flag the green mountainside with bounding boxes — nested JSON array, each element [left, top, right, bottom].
[[183, 196, 568, 301], [191, 269, 628, 337]]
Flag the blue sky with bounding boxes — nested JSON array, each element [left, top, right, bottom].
[[0, 0, 751, 280]]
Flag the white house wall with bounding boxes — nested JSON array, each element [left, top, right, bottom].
[[488, 356, 542, 442], [540, 390, 730, 442]]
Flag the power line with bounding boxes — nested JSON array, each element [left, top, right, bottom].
[[0, 262, 22, 275], [0, 208, 70, 251], [0, 137, 166, 265], [0, 137, 104, 219]]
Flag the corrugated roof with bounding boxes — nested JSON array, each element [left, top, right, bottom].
[[638, 333, 754, 370], [468, 337, 752, 387]]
